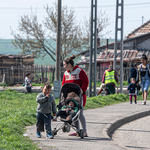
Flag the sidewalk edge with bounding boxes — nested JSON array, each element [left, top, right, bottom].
[[102, 109, 150, 139]]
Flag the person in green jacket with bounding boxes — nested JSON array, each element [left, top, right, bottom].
[[53, 99, 79, 121]]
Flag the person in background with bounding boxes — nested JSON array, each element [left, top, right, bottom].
[[96, 83, 107, 96], [137, 54, 150, 105], [36, 82, 56, 139], [24, 73, 32, 93], [127, 78, 140, 104], [62, 55, 89, 137], [128, 63, 138, 84], [128, 63, 139, 95], [102, 65, 119, 95]]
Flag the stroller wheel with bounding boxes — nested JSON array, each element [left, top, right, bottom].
[[79, 129, 84, 139], [62, 124, 70, 132], [62, 126, 66, 132], [52, 130, 57, 137]]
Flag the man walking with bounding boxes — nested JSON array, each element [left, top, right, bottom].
[[102, 65, 119, 95]]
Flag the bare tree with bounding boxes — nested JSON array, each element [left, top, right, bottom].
[[11, 4, 110, 63], [11, 14, 56, 61], [11, 4, 83, 64], [81, 11, 111, 49], [44, 4, 83, 64]]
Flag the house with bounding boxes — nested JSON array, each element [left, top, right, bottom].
[[0, 54, 34, 68], [77, 20, 150, 81], [0, 54, 34, 85]]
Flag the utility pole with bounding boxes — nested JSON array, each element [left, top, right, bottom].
[[142, 16, 144, 24], [89, 0, 97, 97], [114, 0, 124, 93], [54, 0, 61, 98]]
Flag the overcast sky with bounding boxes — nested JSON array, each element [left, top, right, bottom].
[[0, 0, 150, 39]]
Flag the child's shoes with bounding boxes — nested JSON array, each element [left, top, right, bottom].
[[36, 132, 41, 138], [46, 133, 53, 139]]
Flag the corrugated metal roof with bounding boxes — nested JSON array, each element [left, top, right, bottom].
[[77, 50, 150, 65], [0, 54, 34, 59]]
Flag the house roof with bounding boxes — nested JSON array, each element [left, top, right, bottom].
[[0, 54, 35, 59], [126, 20, 150, 38], [77, 50, 150, 65], [77, 32, 150, 56]]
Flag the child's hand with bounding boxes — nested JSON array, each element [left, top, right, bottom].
[[63, 109, 66, 111], [46, 94, 50, 98], [71, 110, 74, 112]]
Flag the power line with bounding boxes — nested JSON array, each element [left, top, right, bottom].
[[0, 2, 150, 10], [71, 2, 150, 9]]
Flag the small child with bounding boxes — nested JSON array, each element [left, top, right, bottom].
[[127, 78, 140, 104], [53, 99, 78, 122], [36, 82, 56, 139], [24, 73, 32, 93], [96, 83, 107, 96]]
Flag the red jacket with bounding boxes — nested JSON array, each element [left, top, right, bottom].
[[62, 65, 89, 106]]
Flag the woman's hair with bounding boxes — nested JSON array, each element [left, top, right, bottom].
[[141, 54, 148, 62], [64, 55, 76, 66], [130, 78, 135, 83]]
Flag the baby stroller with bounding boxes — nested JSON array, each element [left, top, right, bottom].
[[52, 83, 84, 138]]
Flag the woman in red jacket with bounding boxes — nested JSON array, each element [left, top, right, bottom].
[[62, 55, 89, 137]]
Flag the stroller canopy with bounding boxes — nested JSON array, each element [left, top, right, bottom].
[[59, 83, 82, 107]]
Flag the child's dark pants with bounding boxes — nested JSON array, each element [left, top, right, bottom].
[[36, 112, 52, 134]]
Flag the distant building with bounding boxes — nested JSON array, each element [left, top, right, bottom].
[[0, 54, 34, 85], [0, 54, 34, 68], [77, 20, 150, 81]]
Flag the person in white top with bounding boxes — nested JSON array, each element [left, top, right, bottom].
[[25, 73, 32, 93]]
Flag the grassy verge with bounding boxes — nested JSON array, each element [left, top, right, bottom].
[[0, 89, 143, 149], [85, 93, 128, 109], [0, 90, 59, 150], [93, 81, 129, 87]]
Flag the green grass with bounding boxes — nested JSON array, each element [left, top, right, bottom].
[[31, 83, 45, 87], [85, 93, 128, 109], [0, 89, 59, 150], [93, 81, 129, 87], [0, 89, 145, 149]]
